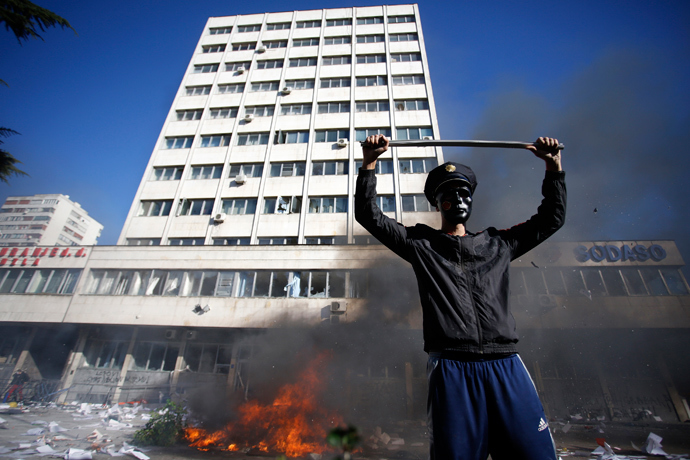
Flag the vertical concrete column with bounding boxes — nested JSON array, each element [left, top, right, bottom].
[[13, 327, 38, 378], [405, 362, 414, 419], [57, 327, 90, 404], [169, 340, 187, 400], [595, 361, 616, 420], [657, 356, 689, 422], [225, 344, 240, 396], [531, 361, 551, 419], [111, 328, 138, 404]]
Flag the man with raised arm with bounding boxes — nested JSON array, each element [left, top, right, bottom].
[[355, 135, 566, 460]]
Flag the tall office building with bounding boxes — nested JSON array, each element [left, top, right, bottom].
[[119, 4, 442, 247], [0, 194, 103, 247]]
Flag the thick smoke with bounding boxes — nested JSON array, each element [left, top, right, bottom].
[[443, 48, 690, 263]]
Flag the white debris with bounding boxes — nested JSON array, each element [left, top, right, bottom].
[[25, 428, 46, 436], [642, 432, 667, 456], [48, 422, 68, 433], [64, 448, 92, 460]]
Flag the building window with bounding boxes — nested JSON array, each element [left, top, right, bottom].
[[283, 80, 313, 91], [318, 101, 350, 113], [322, 55, 351, 66], [376, 195, 396, 212], [0, 268, 81, 295], [213, 237, 251, 245], [200, 134, 232, 147], [356, 34, 384, 43], [396, 127, 433, 140], [356, 17, 383, 25], [274, 131, 309, 144], [293, 37, 319, 47], [232, 42, 256, 51], [190, 165, 223, 180], [255, 59, 283, 70], [169, 238, 205, 246], [138, 200, 173, 217], [151, 167, 183, 181], [324, 36, 351, 45], [217, 83, 245, 94], [209, 26, 233, 35], [202, 44, 226, 53], [308, 196, 348, 213], [221, 198, 257, 215], [258, 237, 298, 246], [399, 158, 438, 174], [193, 64, 219, 73], [281, 103, 312, 115], [357, 54, 385, 64], [266, 22, 290, 30], [237, 133, 270, 145], [402, 194, 433, 212], [389, 33, 418, 42], [356, 100, 389, 112], [177, 199, 214, 216], [661, 268, 689, 295], [175, 109, 203, 121], [395, 99, 429, 111], [131, 342, 179, 372], [185, 85, 211, 96], [296, 20, 321, 28], [391, 53, 422, 62], [289, 57, 318, 67], [355, 128, 391, 141], [250, 81, 280, 92], [270, 162, 306, 177], [164, 136, 193, 149], [326, 18, 352, 26], [62, 226, 83, 240], [85, 341, 127, 369], [356, 75, 386, 87], [315, 129, 350, 142], [320, 77, 350, 88], [225, 62, 250, 72], [263, 40, 288, 48], [229, 163, 263, 178], [244, 105, 275, 117], [263, 196, 302, 214], [209, 107, 238, 119], [305, 236, 347, 245], [237, 24, 261, 32], [312, 161, 349, 176], [126, 238, 161, 246], [392, 74, 424, 85], [388, 15, 415, 23]]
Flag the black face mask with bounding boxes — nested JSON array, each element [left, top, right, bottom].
[[436, 184, 473, 225]]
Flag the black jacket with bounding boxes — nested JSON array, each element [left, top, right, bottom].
[[355, 168, 567, 354]]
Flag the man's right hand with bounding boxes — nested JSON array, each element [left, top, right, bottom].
[[361, 134, 389, 170]]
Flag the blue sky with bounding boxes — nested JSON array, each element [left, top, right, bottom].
[[1, 0, 689, 256]]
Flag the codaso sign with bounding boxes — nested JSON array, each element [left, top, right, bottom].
[[574, 244, 667, 263]]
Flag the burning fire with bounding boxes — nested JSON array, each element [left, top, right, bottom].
[[184, 351, 343, 457]]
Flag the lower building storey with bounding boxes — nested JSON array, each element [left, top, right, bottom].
[[1, 323, 689, 424]]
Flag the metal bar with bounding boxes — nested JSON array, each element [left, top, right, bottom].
[[361, 139, 565, 150]]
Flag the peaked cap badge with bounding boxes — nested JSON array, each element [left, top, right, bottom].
[[445, 164, 456, 172]]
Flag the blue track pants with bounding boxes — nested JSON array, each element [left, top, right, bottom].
[[427, 353, 557, 460]]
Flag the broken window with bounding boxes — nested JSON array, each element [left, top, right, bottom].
[[620, 268, 647, 295], [85, 341, 127, 369], [131, 342, 179, 371], [581, 268, 607, 297]]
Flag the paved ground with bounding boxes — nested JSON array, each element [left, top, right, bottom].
[[1, 403, 689, 459]]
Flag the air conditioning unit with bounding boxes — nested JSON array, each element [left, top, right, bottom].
[[244, 113, 254, 122], [213, 213, 227, 223], [422, 136, 433, 140], [236, 66, 246, 74], [235, 174, 247, 185], [257, 46, 267, 53], [164, 330, 177, 340], [281, 86, 292, 95], [185, 331, 198, 340], [330, 301, 346, 313], [539, 294, 557, 308], [336, 138, 349, 148]]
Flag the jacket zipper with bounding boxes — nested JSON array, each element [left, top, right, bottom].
[[460, 237, 484, 353]]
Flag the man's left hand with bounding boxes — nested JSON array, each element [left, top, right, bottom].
[[526, 137, 562, 172]]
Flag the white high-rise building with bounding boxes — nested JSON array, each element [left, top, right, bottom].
[[0, 194, 103, 247], [118, 4, 443, 247]]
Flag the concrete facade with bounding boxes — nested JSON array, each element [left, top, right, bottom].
[[0, 194, 103, 247]]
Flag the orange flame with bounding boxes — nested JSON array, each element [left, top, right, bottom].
[[184, 351, 343, 458]]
